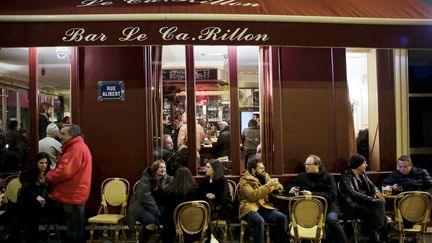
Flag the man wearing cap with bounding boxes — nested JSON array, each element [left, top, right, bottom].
[[39, 123, 62, 169], [339, 154, 385, 243], [381, 155, 432, 194]]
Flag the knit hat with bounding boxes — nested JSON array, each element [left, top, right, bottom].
[[46, 123, 60, 138], [350, 154, 366, 169]]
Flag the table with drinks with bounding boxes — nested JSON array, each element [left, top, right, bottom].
[[381, 185, 397, 218], [270, 189, 293, 214]]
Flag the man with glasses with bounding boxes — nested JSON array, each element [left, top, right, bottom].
[[162, 134, 175, 162], [285, 154, 347, 243], [238, 158, 288, 243], [381, 155, 432, 194]]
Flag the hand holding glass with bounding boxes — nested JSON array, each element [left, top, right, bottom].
[[289, 186, 300, 196]]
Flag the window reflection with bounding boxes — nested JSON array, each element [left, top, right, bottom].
[[38, 47, 72, 126], [346, 49, 378, 166], [238, 46, 260, 169], [194, 46, 231, 174], [159, 45, 188, 176]]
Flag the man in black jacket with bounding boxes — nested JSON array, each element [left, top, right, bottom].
[[285, 154, 347, 243], [212, 121, 230, 159], [339, 154, 385, 243], [381, 155, 432, 194]]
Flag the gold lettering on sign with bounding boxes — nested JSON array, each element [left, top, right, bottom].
[[119, 27, 148, 41], [62, 28, 108, 42], [198, 27, 269, 41], [77, 0, 259, 7], [159, 27, 190, 41], [77, 0, 114, 7]]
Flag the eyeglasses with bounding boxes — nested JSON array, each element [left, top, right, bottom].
[[304, 163, 316, 166]]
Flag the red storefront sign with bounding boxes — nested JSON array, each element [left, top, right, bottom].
[[0, 0, 431, 47]]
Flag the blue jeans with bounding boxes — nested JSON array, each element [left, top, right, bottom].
[[138, 208, 158, 226], [243, 208, 288, 243], [63, 204, 85, 243], [326, 211, 348, 243]]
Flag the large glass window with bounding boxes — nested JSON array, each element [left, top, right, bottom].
[[156, 45, 261, 175], [238, 46, 260, 170], [346, 49, 379, 167], [38, 47, 72, 124], [159, 45, 187, 176], [194, 46, 231, 174], [0, 48, 30, 131], [407, 50, 432, 171]]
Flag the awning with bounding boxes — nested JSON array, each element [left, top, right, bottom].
[[1, 0, 432, 48]]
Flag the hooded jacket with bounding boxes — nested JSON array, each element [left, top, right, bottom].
[[126, 167, 172, 231], [47, 136, 92, 205], [238, 170, 282, 218]]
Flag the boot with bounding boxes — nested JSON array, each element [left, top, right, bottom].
[[370, 230, 383, 243], [139, 228, 155, 243]]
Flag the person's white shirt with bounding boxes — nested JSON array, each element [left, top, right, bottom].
[[39, 123, 62, 169]]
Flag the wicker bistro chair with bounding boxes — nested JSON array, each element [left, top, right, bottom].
[[88, 177, 130, 243], [288, 195, 327, 243], [210, 179, 236, 243], [2, 175, 21, 217], [132, 180, 141, 242], [391, 191, 432, 243], [173, 200, 211, 243], [4, 176, 21, 205], [236, 183, 272, 243]]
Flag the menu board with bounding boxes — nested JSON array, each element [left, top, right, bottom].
[[162, 68, 218, 80]]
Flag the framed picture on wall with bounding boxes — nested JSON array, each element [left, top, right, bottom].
[[239, 88, 259, 108], [239, 88, 253, 107]]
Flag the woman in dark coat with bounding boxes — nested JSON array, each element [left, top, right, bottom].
[[18, 152, 52, 242], [339, 154, 386, 243], [200, 159, 233, 221], [126, 160, 172, 243], [162, 167, 204, 243]]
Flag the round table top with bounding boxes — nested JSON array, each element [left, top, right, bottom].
[[271, 191, 294, 200]]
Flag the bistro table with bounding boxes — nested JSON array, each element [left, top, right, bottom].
[[271, 190, 294, 201], [270, 190, 293, 214], [382, 193, 398, 223]]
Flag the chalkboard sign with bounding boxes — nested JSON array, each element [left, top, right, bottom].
[[162, 68, 218, 80], [98, 81, 125, 101]]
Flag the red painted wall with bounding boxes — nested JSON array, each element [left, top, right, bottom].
[[277, 47, 356, 173], [78, 47, 150, 214]]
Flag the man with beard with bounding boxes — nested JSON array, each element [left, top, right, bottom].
[[285, 154, 347, 243], [39, 102, 53, 139], [238, 158, 288, 243]]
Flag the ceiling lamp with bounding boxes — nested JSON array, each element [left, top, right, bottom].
[[56, 47, 70, 60]]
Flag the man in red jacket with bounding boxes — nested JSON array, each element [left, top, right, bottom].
[[47, 124, 92, 243]]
